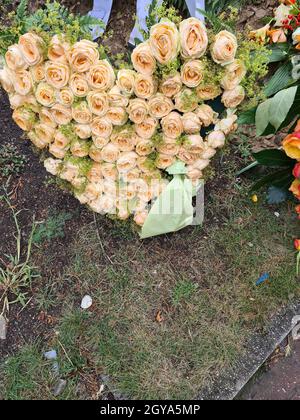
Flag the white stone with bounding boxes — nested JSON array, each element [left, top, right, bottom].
[[81, 295, 93, 310]]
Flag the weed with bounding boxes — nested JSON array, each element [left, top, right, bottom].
[[32, 211, 73, 244], [0, 143, 28, 178]]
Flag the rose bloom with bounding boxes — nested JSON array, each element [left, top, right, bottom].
[[70, 73, 89, 97], [35, 82, 55, 107], [44, 158, 62, 176], [53, 131, 71, 149], [155, 153, 175, 169], [222, 85, 245, 108], [290, 179, 300, 200], [106, 107, 128, 126], [134, 210, 149, 226], [9, 93, 37, 110], [157, 138, 180, 156], [69, 39, 99, 73], [187, 166, 203, 181], [134, 74, 158, 99], [0, 67, 15, 93], [117, 151, 138, 172], [194, 104, 218, 127], [116, 69, 136, 96], [18, 33, 44, 66], [207, 130, 226, 149], [39, 108, 57, 128], [108, 86, 129, 108], [127, 98, 148, 124], [101, 162, 118, 181], [28, 130, 49, 149], [5, 44, 27, 71], [180, 17, 208, 59], [87, 91, 109, 116], [178, 147, 199, 165], [57, 88, 74, 107], [75, 124, 92, 139], [200, 144, 217, 160], [161, 111, 183, 139], [175, 89, 198, 113], [30, 62, 46, 83], [135, 116, 158, 139], [191, 158, 210, 171], [49, 143, 68, 159], [196, 83, 222, 101], [181, 60, 205, 88], [91, 117, 113, 138], [59, 161, 79, 182], [48, 35, 70, 63], [182, 112, 201, 134], [45, 61, 70, 89], [160, 72, 182, 98], [122, 168, 140, 182], [135, 139, 154, 156], [87, 162, 103, 183], [111, 128, 137, 151], [132, 41, 156, 75], [282, 131, 300, 160], [148, 93, 173, 119], [52, 103, 72, 125], [71, 140, 90, 158], [13, 70, 32, 96], [211, 30, 238, 66], [89, 194, 116, 215], [184, 134, 204, 154], [12, 108, 35, 131], [221, 60, 247, 90], [294, 238, 300, 251], [149, 19, 179, 65], [93, 136, 109, 149], [34, 123, 55, 144], [87, 60, 115, 91], [72, 102, 93, 124], [215, 115, 238, 135], [89, 144, 102, 162], [293, 162, 300, 179], [268, 28, 287, 43], [100, 143, 120, 163]]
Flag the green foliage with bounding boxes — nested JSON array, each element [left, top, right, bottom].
[[0, 143, 28, 178], [33, 211, 73, 244]]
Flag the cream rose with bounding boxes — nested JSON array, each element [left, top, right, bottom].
[[100, 143, 120, 163], [132, 42, 156, 75], [122, 168, 140, 182], [87, 91, 109, 116], [135, 116, 158, 139], [30, 62, 46, 83], [70, 73, 89, 97], [13, 70, 32, 96], [157, 138, 180, 156], [75, 124, 92, 139], [89, 144, 102, 162], [221, 59, 247, 90], [180, 17, 208, 59], [106, 107, 128, 126], [117, 152, 138, 172], [101, 163, 118, 181], [9, 93, 37, 109], [108, 86, 129, 108], [181, 60, 205, 88], [149, 19, 180, 65], [134, 74, 158, 100], [211, 30, 238, 66], [87, 60, 115, 91], [178, 148, 199, 165], [52, 131, 70, 152], [187, 167, 203, 181], [72, 102, 93, 124], [89, 194, 115, 215], [222, 85, 245, 108], [39, 108, 57, 128], [161, 111, 183, 139], [215, 115, 238, 135], [194, 104, 218, 127], [148, 93, 173, 119], [35, 82, 55, 107], [52, 103, 72, 125], [175, 88, 198, 113], [155, 153, 175, 170], [69, 39, 99, 73], [57, 88, 74, 107], [34, 123, 55, 144], [200, 144, 217, 160], [184, 134, 204, 154], [70, 140, 90, 158], [49, 143, 68, 159], [182, 112, 201, 134], [196, 84, 221, 101], [28, 130, 49, 149], [160, 72, 182, 98], [18, 33, 44, 66], [91, 117, 113, 138], [110, 127, 137, 151], [127, 98, 148, 124], [0, 67, 15, 93], [48, 35, 70, 63], [134, 210, 149, 226], [191, 158, 211, 171], [45, 61, 70, 89], [12, 108, 35, 131], [135, 139, 154, 156], [44, 158, 62, 176], [87, 162, 103, 183], [207, 130, 226, 149], [5, 44, 27, 71], [116, 69, 136, 96], [93, 136, 109, 149]]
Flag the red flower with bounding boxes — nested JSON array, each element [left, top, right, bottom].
[[294, 239, 300, 251], [293, 162, 300, 179]]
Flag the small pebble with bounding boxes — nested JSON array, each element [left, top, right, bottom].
[[274, 212, 280, 218], [81, 295, 93, 309], [53, 379, 67, 397]]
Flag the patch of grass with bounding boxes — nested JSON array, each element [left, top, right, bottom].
[[33, 211, 73, 244], [0, 143, 28, 178]]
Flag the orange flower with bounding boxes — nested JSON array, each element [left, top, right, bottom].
[[267, 28, 287, 44], [293, 162, 300, 178], [294, 239, 300, 251], [249, 24, 270, 44], [290, 179, 300, 200], [282, 132, 300, 160], [295, 204, 300, 215]]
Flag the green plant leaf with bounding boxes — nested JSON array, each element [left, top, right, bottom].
[[250, 168, 293, 191], [269, 86, 298, 130], [256, 98, 272, 136], [264, 61, 294, 97], [238, 107, 256, 125], [267, 44, 290, 63], [252, 149, 295, 167]]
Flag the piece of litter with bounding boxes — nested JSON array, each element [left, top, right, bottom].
[[256, 273, 270, 286], [81, 295, 93, 309], [44, 349, 57, 360], [53, 378, 67, 397], [274, 212, 280, 218], [0, 315, 7, 340]]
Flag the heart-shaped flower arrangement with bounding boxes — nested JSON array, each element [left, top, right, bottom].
[[0, 3, 264, 236]]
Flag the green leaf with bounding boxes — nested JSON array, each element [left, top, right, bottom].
[[256, 98, 272, 136], [238, 107, 256, 125], [269, 86, 297, 130], [264, 61, 294, 97], [252, 149, 295, 167], [237, 161, 259, 176], [250, 168, 293, 191], [267, 44, 290, 63]]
